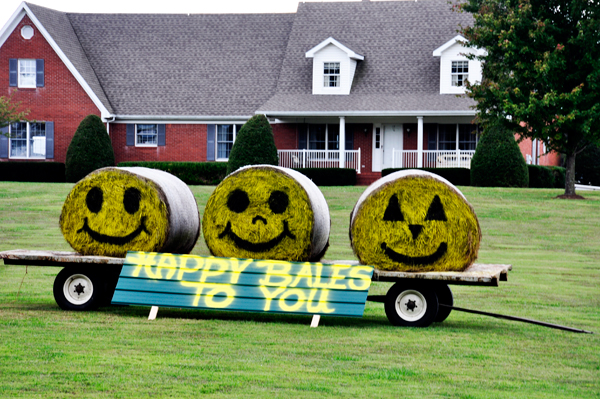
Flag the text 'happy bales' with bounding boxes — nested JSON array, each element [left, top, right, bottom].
[[117, 252, 373, 315]]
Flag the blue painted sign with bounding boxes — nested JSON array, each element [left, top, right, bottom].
[[112, 252, 374, 317]]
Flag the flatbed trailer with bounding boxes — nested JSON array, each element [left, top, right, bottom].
[[1, 249, 512, 327]]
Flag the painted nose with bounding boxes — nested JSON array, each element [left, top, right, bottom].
[[408, 224, 423, 240], [252, 215, 267, 225]]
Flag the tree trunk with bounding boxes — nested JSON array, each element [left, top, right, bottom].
[[564, 152, 577, 196]]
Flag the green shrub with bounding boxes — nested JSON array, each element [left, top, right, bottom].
[[0, 162, 65, 182], [527, 165, 555, 188], [227, 114, 278, 175], [470, 122, 528, 187], [65, 115, 115, 182], [117, 161, 227, 185], [293, 168, 356, 186], [575, 144, 600, 186], [382, 168, 471, 186], [549, 166, 566, 189]]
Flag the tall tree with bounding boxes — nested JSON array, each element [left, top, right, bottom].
[[0, 94, 29, 134], [459, 0, 600, 196]]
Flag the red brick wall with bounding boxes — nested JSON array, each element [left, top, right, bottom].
[[0, 15, 101, 163], [111, 123, 208, 164], [517, 135, 561, 166], [348, 124, 373, 174], [272, 123, 298, 149]]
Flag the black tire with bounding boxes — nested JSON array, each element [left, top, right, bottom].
[[384, 282, 438, 327], [53, 267, 105, 311], [434, 284, 453, 323]]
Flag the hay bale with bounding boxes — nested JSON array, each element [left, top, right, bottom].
[[203, 165, 330, 261], [350, 169, 481, 272], [60, 167, 200, 257]]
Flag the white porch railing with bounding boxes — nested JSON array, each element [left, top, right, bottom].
[[392, 149, 476, 169], [278, 149, 361, 174]]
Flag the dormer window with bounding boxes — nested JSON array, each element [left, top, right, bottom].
[[324, 62, 340, 87], [451, 61, 468, 87]]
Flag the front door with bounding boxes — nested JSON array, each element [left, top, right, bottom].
[[382, 124, 403, 169]]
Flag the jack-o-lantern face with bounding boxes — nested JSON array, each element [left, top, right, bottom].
[[60, 169, 168, 257], [203, 167, 319, 261], [350, 171, 481, 272]]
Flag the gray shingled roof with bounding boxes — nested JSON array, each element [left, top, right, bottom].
[[258, 0, 476, 115], [27, 3, 114, 114], [25, 0, 475, 117], [66, 12, 295, 116]]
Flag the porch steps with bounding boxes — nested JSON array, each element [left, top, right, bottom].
[[356, 172, 381, 186]]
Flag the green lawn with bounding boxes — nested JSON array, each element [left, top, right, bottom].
[[0, 182, 598, 398]]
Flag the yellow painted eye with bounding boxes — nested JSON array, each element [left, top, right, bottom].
[[202, 165, 330, 262], [60, 167, 200, 257], [350, 170, 481, 272]]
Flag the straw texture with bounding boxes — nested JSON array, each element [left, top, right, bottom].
[[350, 170, 481, 272], [203, 165, 330, 261], [60, 167, 200, 257]]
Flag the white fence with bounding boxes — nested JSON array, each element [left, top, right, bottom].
[[278, 149, 361, 174], [392, 150, 476, 169]]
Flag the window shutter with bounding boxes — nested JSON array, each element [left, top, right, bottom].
[[298, 124, 307, 149], [157, 124, 166, 146], [0, 126, 8, 158], [206, 124, 216, 161], [9, 59, 18, 86], [345, 130, 354, 150], [126, 124, 135, 146], [45, 122, 54, 159], [36, 59, 44, 87]]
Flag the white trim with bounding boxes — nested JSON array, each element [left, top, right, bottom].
[[107, 115, 252, 123], [134, 124, 158, 147], [17, 59, 36, 88], [306, 37, 364, 61], [0, 3, 111, 118], [8, 121, 46, 159], [258, 110, 476, 117], [433, 35, 486, 57]]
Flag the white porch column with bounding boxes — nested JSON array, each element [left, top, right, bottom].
[[417, 116, 424, 168], [339, 116, 346, 168]]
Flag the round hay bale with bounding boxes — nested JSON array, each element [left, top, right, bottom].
[[350, 169, 481, 272], [60, 167, 200, 257], [203, 165, 330, 261]]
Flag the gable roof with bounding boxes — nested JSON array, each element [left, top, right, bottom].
[[3, 1, 477, 119], [258, 0, 476, 116], [305, 37, 364, 60]]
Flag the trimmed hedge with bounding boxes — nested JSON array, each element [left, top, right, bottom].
[[293, 168, 356, 186], [470, 122, 529, 187], [549, 166, 566, 189], [0, 162, 65, 182], [65, 115, 115, 182], [527, 165, 555, 188], [382, 168, 471, 186], [117, 161, 227, 185], [575, 144, 600, 186], [227, 114, 278, 175]]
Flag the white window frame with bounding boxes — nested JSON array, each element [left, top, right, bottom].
[[8, 121, 46, 159], [451, 61, 469, 87], [135, 124, 158, 147], [216, 124, 244, 161], [323, 62, 340, 88], [305, 124, 340, 151], [18, 59, 36, 88], [429, 124, 479, 151]]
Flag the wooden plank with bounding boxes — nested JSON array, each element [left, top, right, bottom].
[[115, 277, 370, 303], [0, 249, 124, 266], [113, 252, 374, 318], [372, 263, 512, 286], [112, 290, 367, 317]]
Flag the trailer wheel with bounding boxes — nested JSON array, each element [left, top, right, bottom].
[[434, 284, 453, 323], [384, 282, 438, 327], [53, 267, 105, 311]]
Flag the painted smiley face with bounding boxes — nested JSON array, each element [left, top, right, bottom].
[[60, 169, 168, 257], [350, 170, 481, 272], [203, 166, 329, 261]]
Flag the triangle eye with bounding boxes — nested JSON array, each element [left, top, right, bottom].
[[383, 194, 404, 222], [425, 195, 447, 221]]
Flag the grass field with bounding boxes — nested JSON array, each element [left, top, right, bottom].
[[0, 182, 598, 398]]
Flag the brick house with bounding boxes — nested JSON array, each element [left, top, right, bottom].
[[0, 1, 559, 184]]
